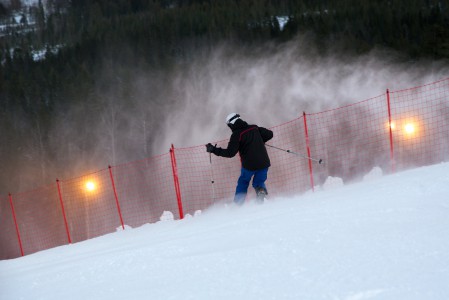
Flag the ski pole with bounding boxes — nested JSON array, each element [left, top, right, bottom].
[[209, 144, 217, 201], [265, 144, 324, 165]]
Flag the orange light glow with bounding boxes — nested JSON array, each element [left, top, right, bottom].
[[387, 118, 422, 139]]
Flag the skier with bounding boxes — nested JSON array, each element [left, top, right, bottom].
[[206, 113, 273, 205]]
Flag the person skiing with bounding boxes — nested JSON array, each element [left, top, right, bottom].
[[206, 113, 273, 205]]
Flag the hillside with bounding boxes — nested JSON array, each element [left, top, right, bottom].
[[1, 162, 448, 299]]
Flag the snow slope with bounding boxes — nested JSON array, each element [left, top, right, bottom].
[[1, 163, 449, 300]]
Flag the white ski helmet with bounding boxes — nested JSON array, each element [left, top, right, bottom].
[[225, 113, 240, 125]]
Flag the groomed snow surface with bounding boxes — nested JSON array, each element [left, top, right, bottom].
[[1, 163, 449, 300]]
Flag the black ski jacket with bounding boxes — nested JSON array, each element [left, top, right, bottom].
[[214, 119, 273, 171]]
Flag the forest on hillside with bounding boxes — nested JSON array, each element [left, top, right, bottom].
[[0, 0, 448, 194]]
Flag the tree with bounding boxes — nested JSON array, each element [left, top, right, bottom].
[[9, 0, 22, 10], [0, 3, 8, 16]]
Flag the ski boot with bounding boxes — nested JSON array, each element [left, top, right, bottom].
[[255, 187, 268, 204]]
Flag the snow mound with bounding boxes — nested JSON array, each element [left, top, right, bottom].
[[322, 176, 344, 190]]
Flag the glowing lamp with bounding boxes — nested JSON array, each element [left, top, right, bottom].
[[387, 117, 421, 139], [404, 123, 415, 135], [85, 181, 96, 192]]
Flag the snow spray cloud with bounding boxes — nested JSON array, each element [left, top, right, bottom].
[[6, 35, 446, 197], [46, 36, 449, 185], [152, 37, 449, 156]]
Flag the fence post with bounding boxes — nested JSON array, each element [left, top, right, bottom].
[[170, 144, 184, 219], [303, 112, 315, 192], [56, 179, 72, 244], [108, 166, 125, 230], [8, 193, 24, 257], [386, 89, 396, 173]]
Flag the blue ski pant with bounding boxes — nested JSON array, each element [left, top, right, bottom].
[[234, 167, 269, 205]]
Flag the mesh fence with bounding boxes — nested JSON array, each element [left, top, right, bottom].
[[111, 153, 180, 227], [5, 185, 68, 257], [389, 79, 449, 170], [57, 169, 121, 243], [306, 94, 392, 186], [1, 78, 448, 259], [0, 195, 21, 259]]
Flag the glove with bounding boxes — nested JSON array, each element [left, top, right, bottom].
[[206, 143, 216, 153]]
